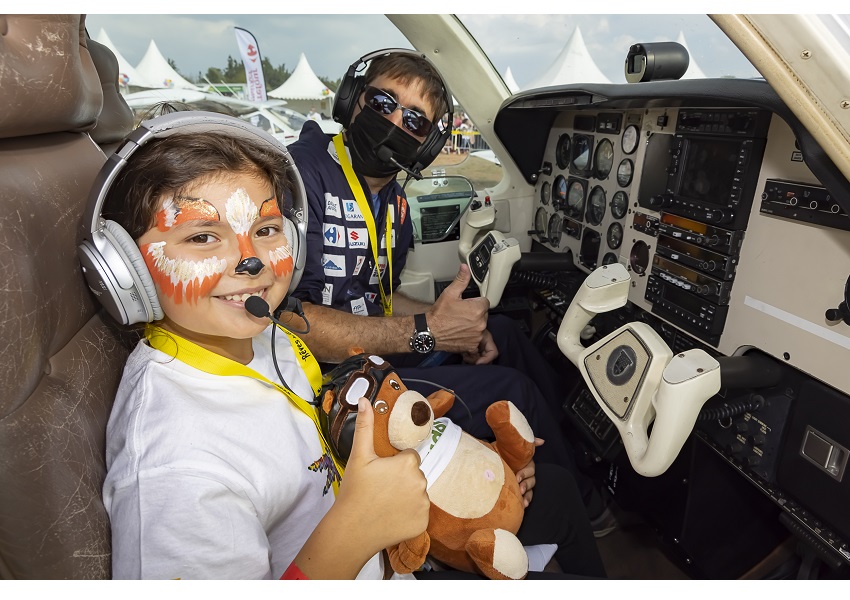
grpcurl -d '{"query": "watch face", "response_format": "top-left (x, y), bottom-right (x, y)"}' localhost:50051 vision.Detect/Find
top-left (411, 331), bottom-right (436, 354)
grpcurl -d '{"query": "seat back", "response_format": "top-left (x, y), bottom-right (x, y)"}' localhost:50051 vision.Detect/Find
top-left (0, 14), bottom-right (134, 579)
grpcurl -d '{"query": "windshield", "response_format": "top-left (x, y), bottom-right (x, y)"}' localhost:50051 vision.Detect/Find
top-left (269, 107), bottom-right (308, 130)
top-left (456, 14), bottom-right (761, 89)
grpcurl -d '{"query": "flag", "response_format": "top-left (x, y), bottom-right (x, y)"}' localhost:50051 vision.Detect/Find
top-left (234, 27), bottom-right (267, 102)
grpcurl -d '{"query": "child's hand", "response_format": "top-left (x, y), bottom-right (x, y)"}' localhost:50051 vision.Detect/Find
top-left (336, 397), bottom-right (430, 552)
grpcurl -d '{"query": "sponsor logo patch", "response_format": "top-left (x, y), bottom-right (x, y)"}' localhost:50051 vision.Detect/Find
top-left (399, 196), bottom-right (408, 225)
top-left (322, 283), bottom-right (333, 305)
top-left (348, 227), bottom-right (368, 249)
top-left (322, 254), bottom-right (346, 278)
top-left (353, 255), bottom-right (366, 276)
top-left (364, 292), bottom-right (377, 304)
top-left (324, 194), bottom-right (342, 218)
top-left (323, 224), bottom-right (346, 247)
top-left (351, 297), bottom-right (368, 316)
top-left (343, 200), bottom-right (364, 221)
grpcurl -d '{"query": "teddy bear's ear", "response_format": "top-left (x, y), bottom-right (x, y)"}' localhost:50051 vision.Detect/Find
top-left (427, 389), bottom-right (456, 418)
top-left (348, 346), bottom-right (365, 356)
top-left (322, 390), bottom-right (336, 414)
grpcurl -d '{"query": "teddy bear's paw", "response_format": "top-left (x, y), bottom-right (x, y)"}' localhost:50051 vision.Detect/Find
top-left (388, 534), bottom-right (430, 574)
top-left (466, 528), bottom-right (528, 580)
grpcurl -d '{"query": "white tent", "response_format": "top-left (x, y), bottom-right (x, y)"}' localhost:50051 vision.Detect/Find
top-left (267, 53), bottom-right (335, 116)
top-left (135, 40), bottom-right (200, 90)
top-left (677, 32), bottom-right (707, 79)
top-left (94, 28), bottom-right (153, 89)
top-left (526, 26), bottom-right (611, 89)
top-left (503, 66), bottom-right (520, 94)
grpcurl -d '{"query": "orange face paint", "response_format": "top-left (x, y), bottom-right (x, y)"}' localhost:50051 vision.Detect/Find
top-left (260, 197), bottom-right (282, 218)
top-left (269, 244), bottom-right (294, 278)
top-left (155, 197), bottom-right (220, 232)
top-left (141, 241), bottom-right (227, 305)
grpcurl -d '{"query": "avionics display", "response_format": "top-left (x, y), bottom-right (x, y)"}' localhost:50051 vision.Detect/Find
top-left (645, 109), bottom-right (771, 231)
top-left (677, 138), bottom-right (740, 206)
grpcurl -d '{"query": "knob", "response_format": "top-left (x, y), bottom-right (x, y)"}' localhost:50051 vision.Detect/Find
top-left (749, 434), bottom-right (766, 447)
top-left (809, 201), bottom-right (818, 210)
top-left (706, 235), bottom-right (720, 246)
top-left (735, 421), bottom-right (749, 434)
top-left (650, 194), bottom-right (673, 209)
top-left (745, 455), bottom-right (761, 467)
top-left (729, 442), bottom-right (744, 454)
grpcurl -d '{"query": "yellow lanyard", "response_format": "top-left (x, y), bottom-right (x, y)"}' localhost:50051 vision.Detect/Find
top-left (144, 324), bottom-right (343, 494)
top-left (332, 133), bottom-right (393, 316)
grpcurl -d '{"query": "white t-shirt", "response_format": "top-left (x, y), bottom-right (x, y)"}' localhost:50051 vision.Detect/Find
top-left (103, 325), bottom-right (389, 580)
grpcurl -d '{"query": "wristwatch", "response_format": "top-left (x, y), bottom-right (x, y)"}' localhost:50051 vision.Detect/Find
top-left (409, 313), bottom-right (436, 354)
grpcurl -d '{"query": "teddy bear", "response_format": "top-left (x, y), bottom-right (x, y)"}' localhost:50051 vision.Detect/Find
top-left (318, 352), bottom-right (537, 580)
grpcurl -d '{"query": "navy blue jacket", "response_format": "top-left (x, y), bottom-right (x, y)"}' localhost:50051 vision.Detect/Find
top-left (288, 120), bottom-right (414, 316)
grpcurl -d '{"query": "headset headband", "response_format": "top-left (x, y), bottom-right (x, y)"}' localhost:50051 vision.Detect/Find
top-left (83, 111), bottom-right (307, 239)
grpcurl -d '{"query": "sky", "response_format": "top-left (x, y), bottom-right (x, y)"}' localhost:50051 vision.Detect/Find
top-left (80, 9), bottom-right (768, 90)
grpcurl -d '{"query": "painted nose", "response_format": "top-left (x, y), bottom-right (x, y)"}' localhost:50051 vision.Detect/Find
top-left (411, 400), bottom-right (431, 427)
top-left (235, 256), bottom-right (265, 275)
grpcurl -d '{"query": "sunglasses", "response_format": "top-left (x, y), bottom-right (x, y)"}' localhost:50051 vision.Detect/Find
top-left (363, 85), bottom-right (434, 137)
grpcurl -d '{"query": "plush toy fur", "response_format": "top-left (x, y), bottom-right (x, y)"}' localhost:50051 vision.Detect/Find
top-left (319, 352), bottom-right (536, 580)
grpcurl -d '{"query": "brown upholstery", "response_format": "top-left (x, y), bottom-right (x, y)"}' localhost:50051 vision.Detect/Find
top-left (0, 14), bottom-right (134, 579)
top-left (87, 37), bottom-right (135, 151)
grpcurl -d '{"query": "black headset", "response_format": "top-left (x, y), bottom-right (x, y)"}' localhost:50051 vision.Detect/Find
top-left (77, 111), bottom-right (308, 326)
top-left (332, 48), bottom-right (454, 174)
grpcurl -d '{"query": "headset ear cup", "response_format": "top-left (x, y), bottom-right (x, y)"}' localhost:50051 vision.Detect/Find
top-left (283, 217), bottom-right (305, 293)
top-left (103, 220), bottom-right (163, 322)
top-left (332, 73), bottom-right (366, 128)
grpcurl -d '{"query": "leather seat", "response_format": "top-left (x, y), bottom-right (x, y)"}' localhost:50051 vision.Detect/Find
top-left (0, 14), bottom-right (134, 579)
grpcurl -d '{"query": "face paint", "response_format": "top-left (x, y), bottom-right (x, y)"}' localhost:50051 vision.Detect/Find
top-left (260, 197), bottom-right (282, 218)
top-left (141, 241), bottom-right (227, 305)
top-left (225, 188), bottom-right (262, 262)
top-left (268, 244), bottom-right (294, 278)
top-left (156, 197), bottom-right (221, 232)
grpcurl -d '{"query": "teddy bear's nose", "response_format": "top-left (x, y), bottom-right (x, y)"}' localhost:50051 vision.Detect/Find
top-left (411, 401), bottom-right (431, 426)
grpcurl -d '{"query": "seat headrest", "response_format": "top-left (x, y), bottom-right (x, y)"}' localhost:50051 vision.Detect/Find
top-left (87, 37), bottom-right (135, 145)
top-left (0, 14), bottom-right (102, 140)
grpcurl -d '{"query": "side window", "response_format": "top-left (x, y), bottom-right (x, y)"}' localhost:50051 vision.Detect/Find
top-left (402, 175), bottom-right (475, 245)
top-left (400, 108), bottom-right (502, 245)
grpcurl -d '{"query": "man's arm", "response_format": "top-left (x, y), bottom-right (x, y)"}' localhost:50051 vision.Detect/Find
top-left (293, 265), bottom-right (491, 363)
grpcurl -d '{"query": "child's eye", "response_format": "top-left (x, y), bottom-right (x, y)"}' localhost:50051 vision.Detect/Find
top-left (188, 233), bottom-right (218, 244)
top-left (256, 225), bottom-right (281, 238)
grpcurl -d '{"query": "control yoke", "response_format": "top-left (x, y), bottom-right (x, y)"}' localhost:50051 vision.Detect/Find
top-left (556, 263), bottom-right (722, 477)
top-left (458, 197), bottom-right (520, 306)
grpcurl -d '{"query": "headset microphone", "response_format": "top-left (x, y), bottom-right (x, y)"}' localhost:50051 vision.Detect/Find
top-left (377, 145), bottom-right (423, 181)
top-left (245, 295), bottom-right (310, 334)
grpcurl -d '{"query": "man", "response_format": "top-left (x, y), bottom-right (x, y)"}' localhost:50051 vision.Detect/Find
top-left (286, 49), bottom-right (611, 530)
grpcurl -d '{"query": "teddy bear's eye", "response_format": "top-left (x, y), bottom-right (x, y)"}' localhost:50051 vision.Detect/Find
top-left (389, 379), bottom-right (401, 390)
top-left (374, 400), bottom-right (389, 414)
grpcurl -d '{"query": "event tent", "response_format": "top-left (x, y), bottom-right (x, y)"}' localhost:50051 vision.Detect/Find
top-left (677, 31), bottom-right (708, 79)
top-left (503, 67), bottom-right (520, 94)
top-left (267, 53), bottom-right (335, 117)
top-left (525, 26), bottom-right (611, 89)
top-left (94, 28), bottom-right (153, 89)
top-left (134, 40), bottom-right (201, 91)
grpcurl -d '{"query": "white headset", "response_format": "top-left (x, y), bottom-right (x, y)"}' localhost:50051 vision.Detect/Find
top-left (77, 111), bottom-right (308, 326)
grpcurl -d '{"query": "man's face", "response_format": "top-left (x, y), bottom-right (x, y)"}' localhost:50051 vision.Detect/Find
top-left (352, 74), bottom-right (436, 143)
top-left (137, 171), bottom-right (294, 342)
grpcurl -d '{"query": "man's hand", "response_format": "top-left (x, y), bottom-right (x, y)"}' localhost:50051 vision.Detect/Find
top-left (427, 264), bottom-right (490, 354)
top-left (462, 329), bottom-right (499, 365)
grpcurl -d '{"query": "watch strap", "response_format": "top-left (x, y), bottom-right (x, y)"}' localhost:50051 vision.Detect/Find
top-left (414, 313), bottom-right (428, 333)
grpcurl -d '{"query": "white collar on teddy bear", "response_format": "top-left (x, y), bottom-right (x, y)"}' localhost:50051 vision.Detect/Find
top-left (414, 417), bottom-right (462, 490)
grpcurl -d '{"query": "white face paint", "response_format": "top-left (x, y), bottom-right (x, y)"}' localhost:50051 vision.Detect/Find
top-left (143, 241), bottom-right (228, 304)
top-left (160, 196), bottom-right (179, 229)
top-left (225, 188), bottom-right (260, 236)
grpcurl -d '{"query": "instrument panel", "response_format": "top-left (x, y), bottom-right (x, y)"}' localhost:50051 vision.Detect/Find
top-left (495, 78), bottom-right (850, 575)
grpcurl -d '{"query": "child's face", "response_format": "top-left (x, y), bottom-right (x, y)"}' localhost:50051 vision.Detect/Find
top-left (137, 170), bottom-right (294, 342)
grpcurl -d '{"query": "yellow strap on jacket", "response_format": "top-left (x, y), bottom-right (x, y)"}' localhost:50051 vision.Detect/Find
top-left (332, 133), bottom-right (393, 316)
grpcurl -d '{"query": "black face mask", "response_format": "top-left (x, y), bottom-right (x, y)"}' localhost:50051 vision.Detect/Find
top-left (346, 105), bottom-right (423, 178)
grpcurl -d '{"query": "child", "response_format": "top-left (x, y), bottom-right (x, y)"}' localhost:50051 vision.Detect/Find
top-left (98, 115), bottom-right (428, 579)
